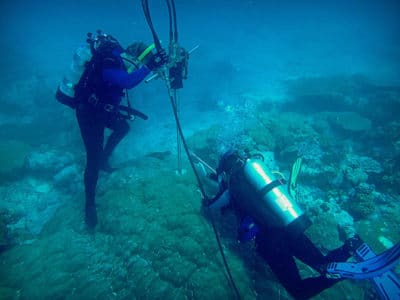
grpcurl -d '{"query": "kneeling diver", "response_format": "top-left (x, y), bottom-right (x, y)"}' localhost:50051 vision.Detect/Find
top-left (201, 150), bottom-right (400, 300)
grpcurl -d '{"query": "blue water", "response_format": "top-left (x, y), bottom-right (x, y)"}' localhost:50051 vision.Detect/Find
top-left (1, 1), bottom-right (400, 299)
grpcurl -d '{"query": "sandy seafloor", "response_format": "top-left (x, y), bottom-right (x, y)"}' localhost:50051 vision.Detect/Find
top-left (1, 1), bottom-right (400, 299)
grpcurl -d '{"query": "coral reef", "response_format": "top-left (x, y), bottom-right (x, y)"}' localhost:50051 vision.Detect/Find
top-left (345, 183), bottom-right (376, 220)
top-left (297, 186), bottom-right (356, 239)
top-left (341, 154), bottom-right (383, 186)
top-left (254, 112), bottom-right (319, 164)
top-left (1, 70), bottom-right (399, 300)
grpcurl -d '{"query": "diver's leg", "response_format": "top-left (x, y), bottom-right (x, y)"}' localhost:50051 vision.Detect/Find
top-left (325, 235), bottom-right (364, 262)
top-left (102, 116), bottom-right (130, 172)
top-left (325, 245), bottom-right (352, 262)
top-left (290, 233), bottom-right (328, 269)
top-left (76, 105), bottom-right (104, 228)
top-left (256, 229), bottom-right (307, 299)
top-left (291, 233), bottom-right (354, 268)
top-left (256, 230), bottom-right (340, 299)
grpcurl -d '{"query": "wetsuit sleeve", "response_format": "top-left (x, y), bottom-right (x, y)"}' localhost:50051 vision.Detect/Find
top-left (208, 189), bottom-right (231, 209)
top-left (102, 66), bottom-right (151, 89)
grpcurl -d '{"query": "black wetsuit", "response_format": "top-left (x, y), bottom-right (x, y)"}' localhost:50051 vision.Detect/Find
top-left (207, 152), bottom-right (352, 299)
top-left (75, 46), bottom-right (151, 228)
top-left (76, 104), bottom-right (129, 227)
top-left (255, 226), bottom-right (351, 299)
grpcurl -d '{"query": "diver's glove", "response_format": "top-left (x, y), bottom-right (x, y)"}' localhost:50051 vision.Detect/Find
top-left (146, 49), bottom-right (168, 71)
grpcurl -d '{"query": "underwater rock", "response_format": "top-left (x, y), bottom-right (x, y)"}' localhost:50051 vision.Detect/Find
top-left (307, 213), bottom-right (343, 250)
top-left (0, 140), bottom-right (32, 182)
top-left (283, 75), bottom-right (374, 113)
top-left (334, 210), bottom-right (356, 238)
top-left (2, 178), bottom-right (66, 243)
top-left (328, 111), bottom-right (371, 132)
top-left (25, 149), bottom-right (75, 177)
top-left (53, 164), bottom-right (81, 192)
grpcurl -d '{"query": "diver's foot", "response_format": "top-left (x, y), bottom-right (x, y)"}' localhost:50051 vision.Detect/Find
top-left (85, 203), bottom-right (98, 229)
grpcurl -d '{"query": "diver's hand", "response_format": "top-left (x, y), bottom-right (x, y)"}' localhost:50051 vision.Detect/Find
top-left (146, 49), bottom-right (168, 71)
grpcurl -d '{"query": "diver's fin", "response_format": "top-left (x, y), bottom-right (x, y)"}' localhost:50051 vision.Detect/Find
top-left (326, 242), bottom-right (400, 280)
top-left (326, 242), bottom-right (400, 300)
top-left (288, 156), bottom-right (302, 197)
top-left (357, 243), bottom-right (400, 300)
top-left (371, 269), bottom-right (400, 300)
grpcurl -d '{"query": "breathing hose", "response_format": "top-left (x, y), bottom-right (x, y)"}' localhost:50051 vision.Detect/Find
top-left (141, 1), bottom-right (241, 299)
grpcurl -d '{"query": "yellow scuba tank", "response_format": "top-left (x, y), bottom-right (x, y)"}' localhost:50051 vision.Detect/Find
top-left (56, 45), bottom-right (92, 108)
top-left (230, 158), bottom-right (310, 236)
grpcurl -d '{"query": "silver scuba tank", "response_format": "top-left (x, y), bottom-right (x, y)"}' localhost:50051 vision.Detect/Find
top-left (58, 45), bottom-right (92, 98)
top-left (230, 158), bottom-right (309, 233)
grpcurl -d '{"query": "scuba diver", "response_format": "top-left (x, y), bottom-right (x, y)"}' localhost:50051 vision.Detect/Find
top-left (202, 149), bottom-right (372, 299)
top-left (56, 31), bottom-right (168, 229)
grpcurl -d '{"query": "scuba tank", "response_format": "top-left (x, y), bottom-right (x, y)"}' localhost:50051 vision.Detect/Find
top-left (56, 44), bottom-right (92, 108)
top-left (230, 158), bottom-right (311, 237)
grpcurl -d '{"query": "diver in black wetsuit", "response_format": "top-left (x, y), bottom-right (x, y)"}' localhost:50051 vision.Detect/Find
top-left (203, 150), bottom-right (362, 300)
top-left (73, 33), bottom-right (167, 228)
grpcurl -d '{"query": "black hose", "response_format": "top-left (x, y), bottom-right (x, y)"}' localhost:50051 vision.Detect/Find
top-left (168, 93), bottom-right (241, 300)
top-left (141, 0), bottom-right (162, 51)
top-left (165, 0), bottom-right (174, 42)
top-left (142, 0), bottom-right (178, 49)
top-left (141, 1), bottom-right (241, 299)
top-left (169, 0), bottom-right (178, 42)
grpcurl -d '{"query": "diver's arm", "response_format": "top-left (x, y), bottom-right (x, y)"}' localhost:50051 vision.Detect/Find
top-left (207, 189), bottom-right (231, 209)
top-left (102, 66), bottom-right (151, 89)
